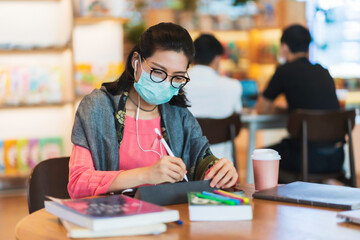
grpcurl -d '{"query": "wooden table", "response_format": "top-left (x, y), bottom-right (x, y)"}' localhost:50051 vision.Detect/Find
top-left (241, 112), bottom-right (288, 183)
top-left (15, 184), bottom-right (360, 240)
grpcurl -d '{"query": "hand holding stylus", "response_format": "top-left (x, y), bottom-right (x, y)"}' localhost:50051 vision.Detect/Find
top-left (154, 128), bottom-right (189, 182)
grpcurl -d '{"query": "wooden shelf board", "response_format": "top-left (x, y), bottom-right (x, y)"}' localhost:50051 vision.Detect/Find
top-left (0, 101), bottom-right (74, 109)
top-left (0, 173), bottom-right (29, 180)
top-left (0, 46), bottom-right (71, 54)
top-left (75, 17), bottom-right (128, 25)
top-left (0, 0), bottom-right (60, 1)
top-left (189, 27), bottom-right (280, 33)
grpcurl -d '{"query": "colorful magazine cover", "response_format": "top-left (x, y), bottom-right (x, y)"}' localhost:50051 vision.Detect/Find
top-left (0, 141), bottom-right (4, 173)
top-left (17, 139), bottom-right (30, 172)
top-left (39, 138), bottom-right (64, 161)
top-left (28, 139), bottom-right (40, 169)
top-left (0, 67), bottom-right (10, 105)
top-left (75, 64), bottom-right (94, 96)
top-left (4, 140), bottom-right (18, 174)
top-left (75, 63), bottom-right (123, 96)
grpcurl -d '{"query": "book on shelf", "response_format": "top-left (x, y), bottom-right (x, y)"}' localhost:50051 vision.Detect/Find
top-left (17, 139), bottom-right (29, 173)
top-left (253, 181), bottom-right (360, 210)
top-left (60, 219), bottom-right (166, 238)
top-left (28, 139), bottom-right (39, 169)
top-left (4, 139), bottom-right (17, 174)
top-left (187, 192), bottom-right (253, 221)
top-left (0, 65), bottom-right (65, 106)
top-left (0, 140), bottom-right (4, 173)
top-left (45, 195), bottom-right (180, 232)
top-left (39, 137), bottom-right (63, 161)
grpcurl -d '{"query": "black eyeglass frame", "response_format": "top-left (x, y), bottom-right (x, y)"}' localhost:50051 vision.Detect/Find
top-left (141, 57), bottom-right (190, 89)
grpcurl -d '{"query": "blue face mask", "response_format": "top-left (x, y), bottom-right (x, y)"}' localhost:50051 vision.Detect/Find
top-left (134, 62), bottom-right (179, 105)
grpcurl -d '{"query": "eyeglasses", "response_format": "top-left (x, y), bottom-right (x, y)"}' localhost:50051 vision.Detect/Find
top-left (142, 57), bottom-right (190, 89)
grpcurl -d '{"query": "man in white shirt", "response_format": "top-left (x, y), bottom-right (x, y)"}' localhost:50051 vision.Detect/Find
top-left (186, 34), bottom-right (242, 163)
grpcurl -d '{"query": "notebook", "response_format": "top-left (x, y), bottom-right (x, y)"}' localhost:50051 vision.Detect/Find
top-left (337, 209), bottom-right (360, 225)
top-left (45, 195), bottom-right (179, 231)
top-left (253, 181), bottom-right (360, 210)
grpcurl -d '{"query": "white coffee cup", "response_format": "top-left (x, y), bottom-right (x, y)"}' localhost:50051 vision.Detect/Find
top-left (252, 149), bottom-right (281, 191)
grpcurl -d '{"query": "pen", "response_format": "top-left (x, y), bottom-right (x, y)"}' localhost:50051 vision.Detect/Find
top-left (202, 191), bottom-right (240, 205)
top-left (154, 128), bottom-right (189, 182)
top-left (195, 193), bottom-right (237, 205)
top-left (214, 189), bottom-right (250, 204)
top-left (175, 220), bottom-right (183, 225)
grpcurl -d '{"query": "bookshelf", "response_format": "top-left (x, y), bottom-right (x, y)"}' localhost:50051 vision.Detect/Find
top-left (0, 0), bottom-right (74, 189)
top-left (0, 0), bottom-right (127, 190)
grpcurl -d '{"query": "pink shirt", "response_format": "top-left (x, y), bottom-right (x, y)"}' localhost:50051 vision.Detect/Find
top-left (68, 115), bottom-right (167, 199)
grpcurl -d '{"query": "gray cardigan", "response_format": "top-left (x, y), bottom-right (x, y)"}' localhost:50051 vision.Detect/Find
top-left (71, 87), bottom-right (216, 180)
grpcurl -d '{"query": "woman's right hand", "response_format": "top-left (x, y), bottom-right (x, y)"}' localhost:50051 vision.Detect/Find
top-left (144, 156), bottom-right (187, 185)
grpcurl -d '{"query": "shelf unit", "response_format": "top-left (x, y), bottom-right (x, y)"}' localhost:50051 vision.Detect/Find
top-left (0, 0), bottom-right (75, 190)
top-left (0, 0), bottom-right (127, 190)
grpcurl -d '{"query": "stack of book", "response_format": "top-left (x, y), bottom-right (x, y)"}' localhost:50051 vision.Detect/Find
top-left (45, 194), bottom-right (180, 238)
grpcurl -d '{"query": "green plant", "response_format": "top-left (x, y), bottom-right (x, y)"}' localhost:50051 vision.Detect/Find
top-left (183, 0), bottom-right (197, 11)
top-left (124, 22), bottom-right (146, 44)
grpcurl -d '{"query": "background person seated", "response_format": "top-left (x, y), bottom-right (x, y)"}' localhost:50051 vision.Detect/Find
top-left (256, 24), bottom-right (343, 182)
top-left (186, 34), bottom-right (242, 164)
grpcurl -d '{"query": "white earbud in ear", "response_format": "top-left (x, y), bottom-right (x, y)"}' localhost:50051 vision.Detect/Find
top-left (134, 60), bottom-right (138, 75)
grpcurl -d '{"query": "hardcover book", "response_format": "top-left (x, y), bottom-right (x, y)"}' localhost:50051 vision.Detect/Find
top-left (0, 141), bottom-right (4, 173)
top-left (60, 219), bottom-right (166, 238)
top-left (337, 209), bottom-right (360, 225)
top-left (39, 138), bottom-right (63, 161)
top-left (187, 192), bottom-right (253, 221)
top-left (253, 181), bottom-right (360, 210)
top-left (4, 140), bottom-right (17, 174)
top-left (45, 195), bottom-right (179, 231)
top-left (17, 139), bottom-right (29, 172)
top-left (28, 139), bottom-right (39, 169)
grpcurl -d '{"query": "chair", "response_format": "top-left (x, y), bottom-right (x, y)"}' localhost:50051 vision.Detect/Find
top-left (196, 113), bottom-right (242, 170)
top-left (282, 109), bottom-right (356, 187)
top-left (27, 157), bottom-right (70, 214)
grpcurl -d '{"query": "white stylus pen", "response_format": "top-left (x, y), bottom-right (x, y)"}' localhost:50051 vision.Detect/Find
top-left (154, 128), bottom-right (189, 182)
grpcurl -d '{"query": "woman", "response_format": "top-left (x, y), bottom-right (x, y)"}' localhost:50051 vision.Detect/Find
top-left (68, 22), bottom-right (238, 199)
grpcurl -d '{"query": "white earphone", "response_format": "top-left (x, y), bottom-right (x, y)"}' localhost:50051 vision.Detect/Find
top-left (134, 60), bottom-right (138, 75)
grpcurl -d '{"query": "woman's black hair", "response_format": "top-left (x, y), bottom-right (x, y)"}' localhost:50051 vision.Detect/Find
top-left (104, 22), bottom-right (194, 107)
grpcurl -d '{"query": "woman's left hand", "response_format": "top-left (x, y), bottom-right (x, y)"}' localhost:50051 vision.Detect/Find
top-left (204, 158), bottom-right (238, 189)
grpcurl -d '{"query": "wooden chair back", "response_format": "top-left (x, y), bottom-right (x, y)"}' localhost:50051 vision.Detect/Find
top-left (196, 113), bottom-right (242, 169)
top-left (27, 157), bottom-right (70, 214)
top-left (286, 109), bottom-right (356, 186)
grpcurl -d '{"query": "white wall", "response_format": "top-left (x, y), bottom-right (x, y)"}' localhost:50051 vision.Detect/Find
top-left (0, 0), bottom-right (72, 48)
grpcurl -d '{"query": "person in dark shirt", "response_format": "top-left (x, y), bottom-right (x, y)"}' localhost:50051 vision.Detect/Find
top-left (256, 24), bottom-right (342, 181)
